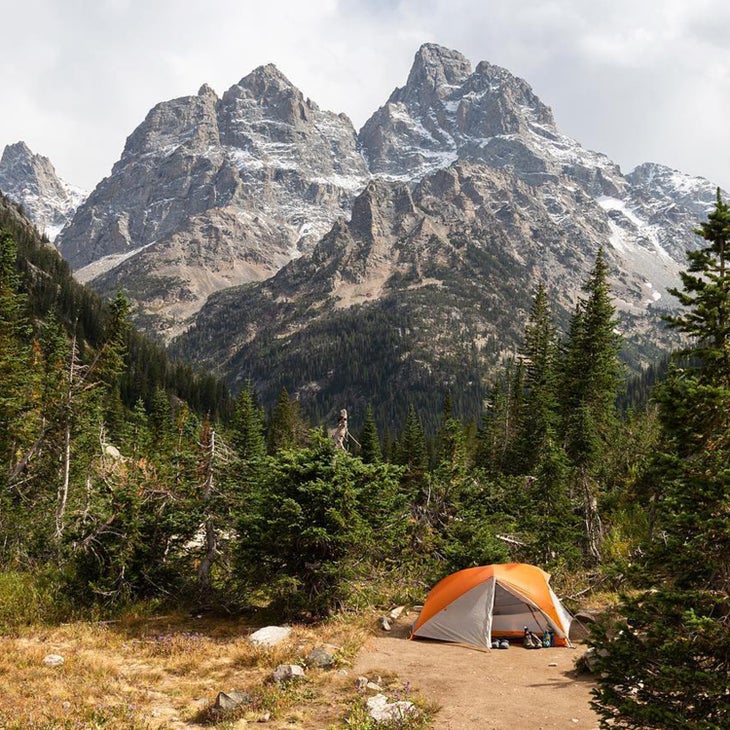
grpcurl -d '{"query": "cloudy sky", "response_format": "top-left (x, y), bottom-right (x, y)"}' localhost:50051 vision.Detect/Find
top-left (2, 0), bottom-right (729, 191)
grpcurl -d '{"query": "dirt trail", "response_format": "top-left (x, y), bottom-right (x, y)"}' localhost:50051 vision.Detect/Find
top-left (353, 617), bottom-right (600, 730)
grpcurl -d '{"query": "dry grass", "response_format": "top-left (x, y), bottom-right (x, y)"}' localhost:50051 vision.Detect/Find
top-left (0, 610), bottom-right (390, 730)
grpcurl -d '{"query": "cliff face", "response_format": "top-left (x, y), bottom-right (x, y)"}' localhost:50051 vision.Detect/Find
top-left (57, 67), bottom-right (369, 338)
top-left (0, 141), bottom-right (86, 241)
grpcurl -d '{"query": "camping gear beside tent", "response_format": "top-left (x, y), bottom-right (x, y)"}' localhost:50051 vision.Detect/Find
top-left (410, 563), bottom-right (573, 648)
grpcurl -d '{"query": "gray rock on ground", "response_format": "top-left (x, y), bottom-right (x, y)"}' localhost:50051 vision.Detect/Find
top-left (366, 693), bottom-right (418, 723)
top-left (272, 664), bottom-right (305, 683)
top-left (214, 689), bottom-right (253, 711)
top-left (248, 625), bottom-right (291, 647)
top-left (306, 646), bottom-right (335, 668)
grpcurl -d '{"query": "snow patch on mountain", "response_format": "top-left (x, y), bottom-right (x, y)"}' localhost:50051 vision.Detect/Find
top-left (0, 142), bottom-right (86, 241)
top-left (75, 242), bottom-right (157, 283)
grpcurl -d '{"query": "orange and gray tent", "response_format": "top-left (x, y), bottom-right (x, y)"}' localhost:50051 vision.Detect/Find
top-left (411, 563), bottom-right (573, 647)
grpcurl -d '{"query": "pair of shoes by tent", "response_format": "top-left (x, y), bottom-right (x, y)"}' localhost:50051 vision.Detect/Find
top-left (491, 639), bottom-right (510, 649)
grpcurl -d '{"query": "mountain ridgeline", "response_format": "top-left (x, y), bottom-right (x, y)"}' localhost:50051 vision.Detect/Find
top-left (2, 43), bottom-right (725, 429)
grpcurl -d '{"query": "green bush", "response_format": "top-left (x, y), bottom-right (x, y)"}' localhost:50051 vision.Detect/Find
top-left (0, 570), bottom-right (70, 631)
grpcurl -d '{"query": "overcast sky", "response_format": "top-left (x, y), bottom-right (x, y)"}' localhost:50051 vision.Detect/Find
top-left (2, 0), bottom-right (729, 191)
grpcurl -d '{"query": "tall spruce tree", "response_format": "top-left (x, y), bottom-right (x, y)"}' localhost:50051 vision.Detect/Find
top-left (518, 283), bottom-right (562, 472)
top-left (513, 285), bottom-right (578, 565)
top-left (591, 192), bottom-right (730, 729)
top-left (560, 248), bottom-right (623, 561)
top-left (475, 360), bottom-right (525, 475)
top-left (358, 404), bottom-right (382, 464)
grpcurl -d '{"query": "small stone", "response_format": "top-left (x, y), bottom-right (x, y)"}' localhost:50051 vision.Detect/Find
top-left (366, 681), bottom-right (383, 692)
top-left (43, 654), bottom-right (64, 667)
top-left (257, 711), bottom-right (271, 722)
top-left (355, 676), bottom-right (369, 691)
top-left (306, 646), bottom-right (335, 668)
top-left (548, 662), bottom-right (558, 667)
top-left (379, 617), bottom-right (392, 631)
top-left (215, 690), bottom-right (253, 710)
top-left (366, 693), bottom-right (417, 723)
top-left (388, 606), bottom-right (405, 621)
top-left (272, 664), bottom-right (305, 683)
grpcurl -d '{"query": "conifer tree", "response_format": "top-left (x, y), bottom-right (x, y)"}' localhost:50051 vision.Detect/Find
top-left (231, 382), bottom-right (266, 463)
top-left (395, 405), bottom-right (428, 471)
top-left (0, 229), bottom-right (33, 487)
top-left (518, 284), bottom-right (561, 471)
top-left (559, 248), bottom-right (623, 561)
top-left (591, 192), bottom-right (730, 729)
top-left (267, 387), bottom-right (306, 453)
top-left (475, 361), bottom-right (525, 475)
top-left (358, 404), bottom-right (382, 464)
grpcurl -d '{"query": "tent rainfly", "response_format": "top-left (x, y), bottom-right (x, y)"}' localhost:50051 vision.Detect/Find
top-left (411, 563), bottom-right (574, 648)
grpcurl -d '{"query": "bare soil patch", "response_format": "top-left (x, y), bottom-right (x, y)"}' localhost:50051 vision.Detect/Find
top-left (354, 614), bottom-right (600, 730)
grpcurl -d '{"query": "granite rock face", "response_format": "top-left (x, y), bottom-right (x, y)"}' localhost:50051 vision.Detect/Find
top-left (57, 66), bottom-right (369, 337)
top-left (0, 142), bottom-right (86, 241)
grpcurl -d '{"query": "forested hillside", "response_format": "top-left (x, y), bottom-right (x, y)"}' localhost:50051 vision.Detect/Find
top-left (0, 192), bottom-right (664, 611)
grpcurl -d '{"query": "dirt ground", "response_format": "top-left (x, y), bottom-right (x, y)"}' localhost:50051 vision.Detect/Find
top-left (353, 615), bottom-right (600, 730)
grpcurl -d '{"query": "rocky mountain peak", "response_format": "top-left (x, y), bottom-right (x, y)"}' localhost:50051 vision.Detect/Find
top-left (469, 60), bottom-right (556, 130)
top-left (396, 43), bottom-right (472, 103)
top-left (237, 63), bottom-right (301, 100)
top-left (197, 83), bottom-right (218, 99)
top-left (58, 63), bottom-right (369, 339)
top-left (359, 45), bottom-right (619, 193)
top-left (0, 141), bottom-right (85, 240)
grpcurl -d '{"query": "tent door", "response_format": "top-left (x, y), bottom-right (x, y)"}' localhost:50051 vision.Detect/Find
top-left (490, 582), bottom-right (554, 637)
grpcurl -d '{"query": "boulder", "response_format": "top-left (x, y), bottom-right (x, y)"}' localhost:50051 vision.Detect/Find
top-left (248, 625), bottom-right (291, 647)
top-left (306, 646), bottom-right (335, 669)
top-left (570, 610), bottom-right (598, 641)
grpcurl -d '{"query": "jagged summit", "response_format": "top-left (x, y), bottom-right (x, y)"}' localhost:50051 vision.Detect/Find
top-left (396, 43), bottom-right (473, 103)
top-left (57, 62), bottom-right (369, 338)
top-left (39, 39), bottom-right (724, 388)
top-left (0, 141), bottom-right (85, 240)
top-left (359, 44), bottom-right (562, 182)
top-left (237, 63), bottom-right (299, 95)
top-left (197, 83), bottom-right (218, 98)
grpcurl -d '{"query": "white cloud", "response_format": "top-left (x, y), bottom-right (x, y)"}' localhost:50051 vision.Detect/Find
top-left (1, 0), bottom-right (728, 192)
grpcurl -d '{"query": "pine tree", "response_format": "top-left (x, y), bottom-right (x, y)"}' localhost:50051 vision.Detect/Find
top-left (665, 188), bottom-right (730, 384)
top-left (394, 405), bottom-right (428, 471)
top-left (93, 290), bottom-right (131, 438)
top-left (591, 193), bottom-right (730, 729)
top-left (267, 387), bottom-right (307, 453)
top-left (358, 404), bottom-right (382, 464)
top-left (475, 360), bottom-right (525, 475)
top-left (0, 229), bottom-right (33, 487)
top-left (231, 382), bottom-right (266, 463)
top-left (518, 284), bottom-right (561, 472)
top-left (559, 248), bottom-right (623, 561)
